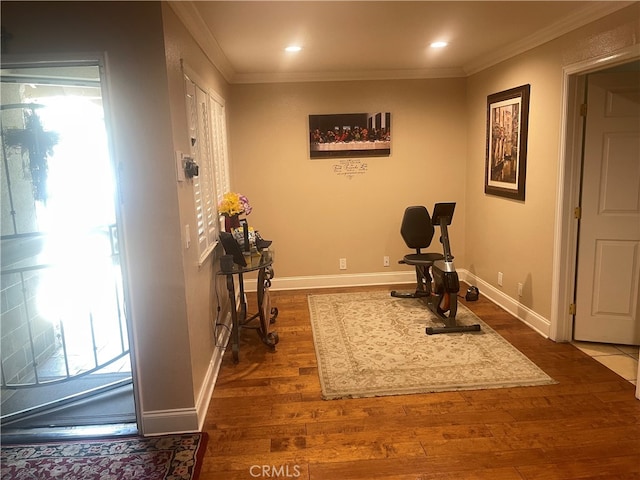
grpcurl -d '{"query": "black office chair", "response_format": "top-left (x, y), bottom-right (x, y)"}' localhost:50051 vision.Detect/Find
top-left (390, 206), bottom-right (444, 300)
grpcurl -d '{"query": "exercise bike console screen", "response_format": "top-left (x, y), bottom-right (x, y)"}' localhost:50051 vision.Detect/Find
top-left (431, 202), bottom-right (455, 226)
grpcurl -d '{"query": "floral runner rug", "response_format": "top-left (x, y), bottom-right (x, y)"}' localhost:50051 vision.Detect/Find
top-left (308, 291), bottom-right (556, 400)
top-left (1, 432), bottom-right (207, 480)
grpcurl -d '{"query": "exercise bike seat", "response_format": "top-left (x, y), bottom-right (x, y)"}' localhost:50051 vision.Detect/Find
top-left (401, 252), bottom-right (444, 266)
top-left (391, 206), bottom-right (444, 300)
top-left (398, 205), bottom-right (443, 264)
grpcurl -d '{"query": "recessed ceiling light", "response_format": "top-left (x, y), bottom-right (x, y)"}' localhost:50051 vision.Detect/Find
top-left (430, 41), bottom-right (448, 49)
top-left (285, 45), bottom-right (302, 52)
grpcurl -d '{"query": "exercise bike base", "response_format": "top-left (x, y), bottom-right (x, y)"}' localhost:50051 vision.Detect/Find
top-left (390, 290), bottom-right (429, 299)
top-left (426, 324), bottom-right (481, 335)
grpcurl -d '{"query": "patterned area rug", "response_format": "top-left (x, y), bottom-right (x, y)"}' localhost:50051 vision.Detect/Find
top-left (0, 433), bottom-right (207, 480)
top-left (308, 291), bottom-right (556, 399)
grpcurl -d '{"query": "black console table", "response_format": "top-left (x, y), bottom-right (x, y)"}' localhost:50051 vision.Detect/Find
top-left (217, 249), bottom-right (278, 363)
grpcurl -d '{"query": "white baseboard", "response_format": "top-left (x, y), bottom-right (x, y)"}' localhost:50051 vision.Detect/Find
top-left (140, 311), bottom-right (232, 436)
top-left (258, 269), bottom-right (551, 338)
top-left (462, 272), bottom-right (551, 338)
top-left (140, 408), bottom-right (199, 436)
top-left (254, 270), bottom-right (416, 291)
top-left (195, 310), bottom-right (232, 431)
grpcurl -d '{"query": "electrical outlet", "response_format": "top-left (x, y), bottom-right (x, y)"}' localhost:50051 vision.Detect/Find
top-left (339, 258), bottom-right (347, 270)
top-left (498, 272), bottom-right (503, 287)
top-left (518, 282), bottom-right (523, 296)
top-left (383, 256), bottom-right (390, 267)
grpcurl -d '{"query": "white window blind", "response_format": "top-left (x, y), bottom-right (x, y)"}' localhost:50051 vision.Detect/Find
top-left (184, 72), bottom-right (230, 263)
top-left (211, 99), bottom-right (230, 205)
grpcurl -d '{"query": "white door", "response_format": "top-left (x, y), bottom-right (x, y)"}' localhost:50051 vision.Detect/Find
top-left (574, 70), bottom-right (640, 345)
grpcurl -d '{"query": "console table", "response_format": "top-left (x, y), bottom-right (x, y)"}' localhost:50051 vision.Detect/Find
top-left (217, 249), bottom-right (279, 363)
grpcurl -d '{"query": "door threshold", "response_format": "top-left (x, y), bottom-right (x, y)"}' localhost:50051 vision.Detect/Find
top-left (1, 422), bottom-right (138, 444)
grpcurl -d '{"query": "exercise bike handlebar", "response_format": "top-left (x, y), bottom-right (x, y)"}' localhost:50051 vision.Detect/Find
top-left (439, 220), bottom-right (454, 262)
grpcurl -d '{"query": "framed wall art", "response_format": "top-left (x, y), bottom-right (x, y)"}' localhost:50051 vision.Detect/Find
top-left (309, 112), bottom-right (391, 159)
top-left (485, 84), bottom-right (530, 201)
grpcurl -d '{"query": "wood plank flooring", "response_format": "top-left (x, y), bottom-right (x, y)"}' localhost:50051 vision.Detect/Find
top-left (199, 285), bottom-right (640, 480)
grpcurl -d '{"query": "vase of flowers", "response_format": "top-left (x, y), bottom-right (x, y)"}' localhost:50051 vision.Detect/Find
top-left (219, 192), bottom-right (252, 232)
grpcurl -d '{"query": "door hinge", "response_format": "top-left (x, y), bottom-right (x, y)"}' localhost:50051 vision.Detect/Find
top-left (574, 206), bottom-right (581, 219)
top-left (569, 303), bottom-right (576, 315)
top-left (580, 103), bottom-right (588, 117)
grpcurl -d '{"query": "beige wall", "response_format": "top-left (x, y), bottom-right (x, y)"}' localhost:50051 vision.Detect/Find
top-left (464, 3), bottom-right (640, 320)
top-left (3, 0), bottom-right (638, 434)
top-left (161, 3), bottom-right (231, 412)
top-left (228, 78), bottom-right (468, 279)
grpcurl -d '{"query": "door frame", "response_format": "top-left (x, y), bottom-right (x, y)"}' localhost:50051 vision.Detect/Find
top-left (0, 52), bottom-right (141, 429)
top-left (550, 43), bottom-right (640, 396)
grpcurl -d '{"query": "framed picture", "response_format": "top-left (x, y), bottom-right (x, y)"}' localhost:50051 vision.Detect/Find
top-left (309, 112), bottom-right (391, 159)
top-left (485, 84), bottom-right (530, 201)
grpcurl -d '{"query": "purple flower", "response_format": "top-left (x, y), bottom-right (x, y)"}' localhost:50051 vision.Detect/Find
top-left (239, 195), bottom-right (252, 215)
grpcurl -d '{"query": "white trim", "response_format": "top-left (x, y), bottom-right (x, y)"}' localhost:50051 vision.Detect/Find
top-left (233, 67), bottom-right (467, 84)
top-left (195, 311), bottom-right (232, 431)
top-left (141, 312), bottom-right (232, 435)
top-left (463, 272), bottom-right (551, 338)
top-left (550, 68), bottom-right (585, 342)
top-left (142, 305), bottom-right (228, 436)
top-left (464, 2), bottom-right (634, 75)
top-left (255, 271), bottom-right (416, 292)
top-left (552, 44), bottom-right (640, 342)
top-left (140, 408), bottom-right (199, 436)
top-left (168, 1), bottom-right (631, 84)
top-left (168, 1), bottom-right (235, 83)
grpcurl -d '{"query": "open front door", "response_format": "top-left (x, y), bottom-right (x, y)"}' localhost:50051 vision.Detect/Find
top-left (574, 70), bottom-right (640, 345)
top-left (0, 61), bottom-right (136, 430)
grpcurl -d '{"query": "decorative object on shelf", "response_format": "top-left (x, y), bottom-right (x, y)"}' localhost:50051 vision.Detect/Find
top-left (219, 192), bottom-right (252, 232)
top-left (232, 221), bottom-right (253, 248)
top-left (225, 214), bottom-right (241, 232)
top-left (485, 84), bottom-right (530, 201)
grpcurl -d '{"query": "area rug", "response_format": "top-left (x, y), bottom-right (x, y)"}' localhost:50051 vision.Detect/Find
top-left (0, 432), bottom-right (207, 480)
top-left (308, 291), bottom-right (556, 399)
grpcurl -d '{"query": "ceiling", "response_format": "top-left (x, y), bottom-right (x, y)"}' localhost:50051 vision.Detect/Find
top-left (169, 1), bottom-right (634, 84)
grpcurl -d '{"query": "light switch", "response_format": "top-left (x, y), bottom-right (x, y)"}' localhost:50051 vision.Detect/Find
top-left (185, 224), bottom-right (191, 248)
top-left (176, 151), bottom-right (186, 182)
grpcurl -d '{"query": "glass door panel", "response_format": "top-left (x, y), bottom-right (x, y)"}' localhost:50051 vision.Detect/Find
top-left (0, 63), bottom-right (135, 430)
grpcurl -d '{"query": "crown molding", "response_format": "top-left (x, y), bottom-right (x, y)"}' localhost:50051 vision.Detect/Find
top-left (170, 1), bottom-right (635, 84)
top-left (463, 1), bottom-right (636, 75)
top-left (233, 67), bottom-right (467, 84)
top-left (167, 1), bottom-right (236, 84)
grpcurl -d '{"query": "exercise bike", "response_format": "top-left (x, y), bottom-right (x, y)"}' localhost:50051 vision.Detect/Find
top-left (391, 202), bottom-right (481, 335)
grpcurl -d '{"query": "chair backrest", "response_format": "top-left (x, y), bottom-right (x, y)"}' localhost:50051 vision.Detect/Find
top-left (400, 206), bottom-right (435, 250)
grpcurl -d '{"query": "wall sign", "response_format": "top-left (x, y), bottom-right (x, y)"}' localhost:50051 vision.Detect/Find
top-left (333, 159), bottom-right (368, 179)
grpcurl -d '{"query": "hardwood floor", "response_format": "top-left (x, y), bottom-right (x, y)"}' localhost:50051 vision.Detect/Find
top-left (200, 284), bottom-right (640, 480)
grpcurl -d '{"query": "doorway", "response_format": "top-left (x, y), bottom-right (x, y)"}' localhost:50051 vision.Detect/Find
top-left (574, 66), bottom-right (640, 345)
top-left (0, 61), bottom-right (137, 433)
top-left (552, 46), bottom-right (640, 396)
